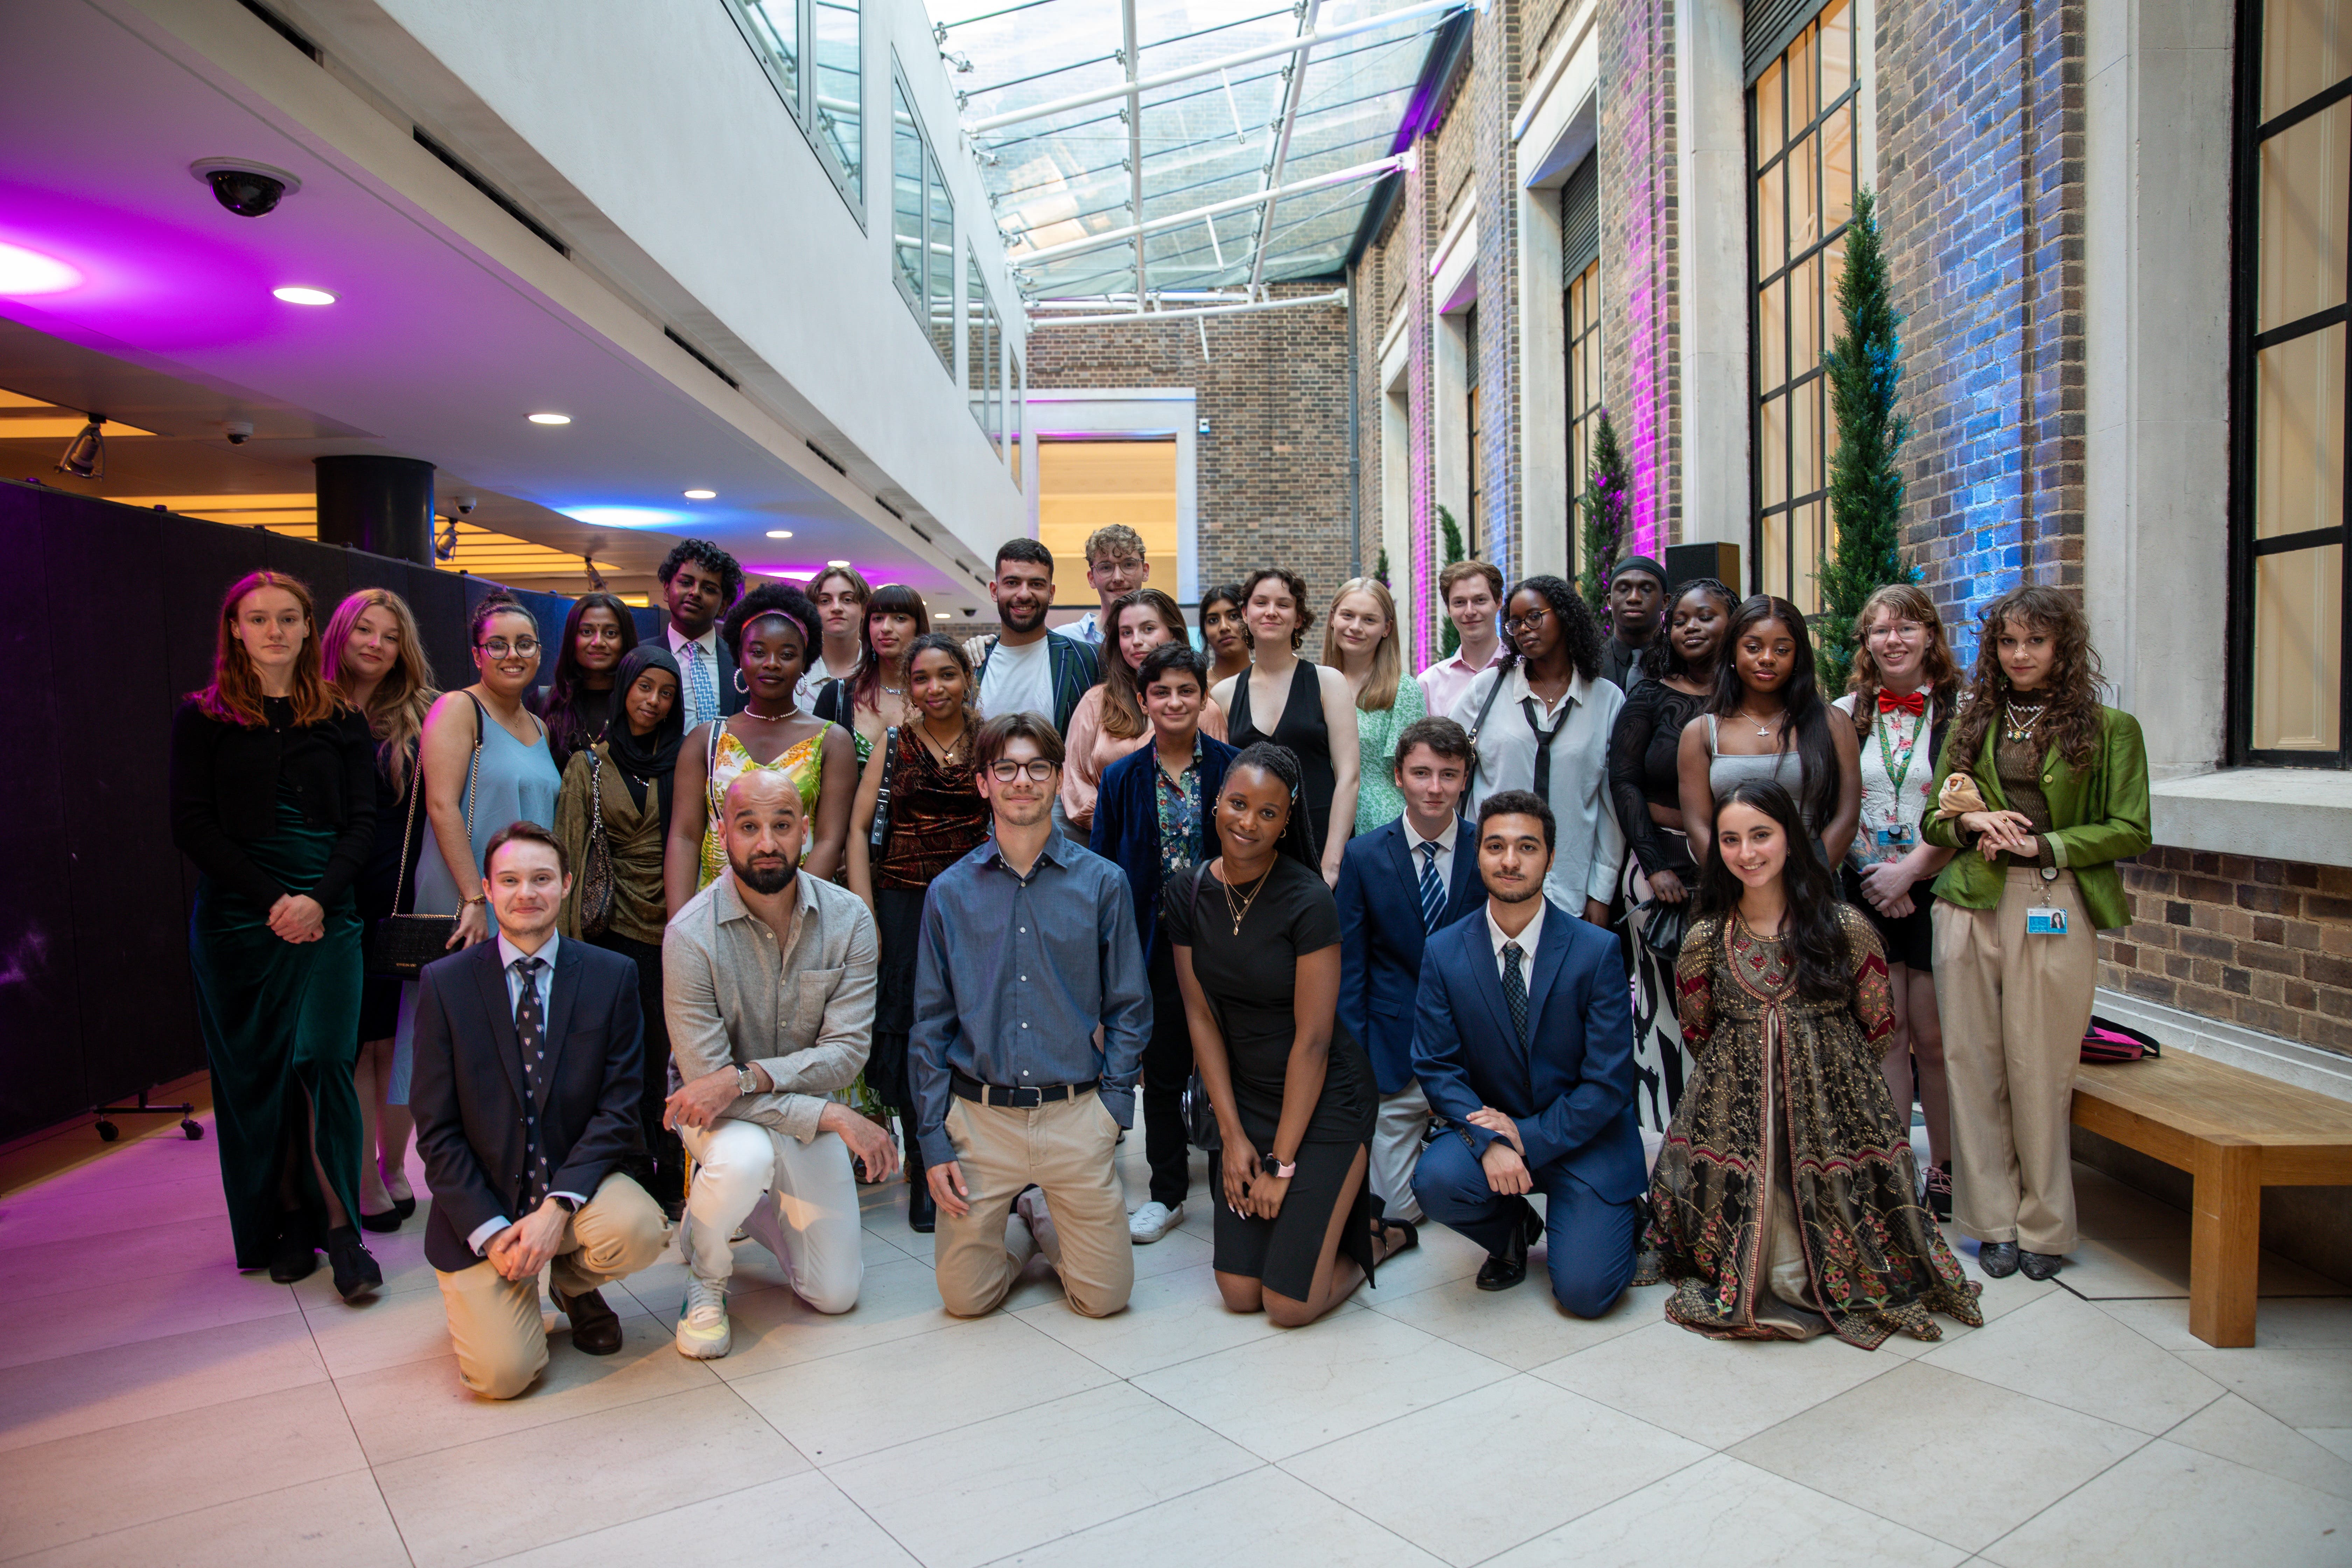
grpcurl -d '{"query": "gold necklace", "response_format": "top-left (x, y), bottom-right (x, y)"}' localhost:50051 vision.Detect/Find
top-left (1219, 861), bottom-right (1275, 936)
top-left (2003, 702), bottom-right (2047, 743)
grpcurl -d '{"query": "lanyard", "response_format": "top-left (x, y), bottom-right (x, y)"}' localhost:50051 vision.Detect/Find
top-left (1874, 703), bottom-right (1925, 800)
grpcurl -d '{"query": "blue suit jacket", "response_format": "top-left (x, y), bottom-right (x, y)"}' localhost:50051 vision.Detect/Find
top-left (1409, 899), bottom-right (1646, 1204)
top-left (1090, 733), bottom-right (1238, 966)
top-left (1336, 818), bottom-right (1485, 1095)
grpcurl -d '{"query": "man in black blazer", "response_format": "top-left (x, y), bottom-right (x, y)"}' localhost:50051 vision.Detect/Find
top-left (411, 822), bottom-right (667, 1399)
top-left (1410, 791), bottom-right (1646, 1313)
top-left (1336, 717), bottom-right (1487, 1224)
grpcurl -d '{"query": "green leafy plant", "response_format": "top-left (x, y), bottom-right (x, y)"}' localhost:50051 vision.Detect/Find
top-left (1575, 410), bottom-right (1629, 614)
top-left (1436, 505), bottom-right (1467, 658)
top-left (1374, 545), bottom-right (1391, 590)
top-left (1815, 187), bottom-right (1917, 690)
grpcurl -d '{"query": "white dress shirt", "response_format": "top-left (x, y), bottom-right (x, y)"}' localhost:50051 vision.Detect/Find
top-left (1051, 610), bottom-right (1105, 648)
top-left (1406, 814), bottom-right (1460, 897)
top-left (1485, 897), bottom-right (1548, 983)
top-left (668, 624), bottom-right (727, 732)
top-left (1417, 641), bottom-right (1507, 720)
top-left (796, 650), bottom-right (860, 709)
top-left (469, 932), bottom-right (587, 1255)
top-left (1450, 662), bottom-right (1627, 909)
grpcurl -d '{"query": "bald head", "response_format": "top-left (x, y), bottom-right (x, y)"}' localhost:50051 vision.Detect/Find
top-left (721, 769), bottom-right (805, 896)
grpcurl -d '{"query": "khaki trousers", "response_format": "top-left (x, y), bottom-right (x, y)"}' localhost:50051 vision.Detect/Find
top-left (1932, 866), bottom-right (2099, 1255)
top-left (935, 1091), bottom-right (1132, 1319)
top-left (434, 1172), bottom-right (667, 1399)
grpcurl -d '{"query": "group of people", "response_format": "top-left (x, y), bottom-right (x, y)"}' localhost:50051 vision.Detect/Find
top-left (166, 521), bottom-right (2149, 1398)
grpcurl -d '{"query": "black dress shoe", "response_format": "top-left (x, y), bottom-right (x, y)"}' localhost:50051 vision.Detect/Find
top-left (268, 1219), bottom-right (318, 1284)
top-left (357, 1207), bottom-right (402, 1234)
top-left (326, 1226), bottom-right (382, 1302)
top-left (2017, 1250), bottom-right (2065, 1281)
top-left (1978, 1240), bottom-right (2020, 1278)
top-left (553, 1287), bottom-right (624, 1354)
top-left (390, 1194), bottom-right (417, 1222)
top-left (1476, 1198), bottom-right (1535, 1292)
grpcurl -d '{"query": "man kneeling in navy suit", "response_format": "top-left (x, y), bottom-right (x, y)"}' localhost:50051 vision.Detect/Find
top-left (1410, 790), bottom-right (1646, 1312)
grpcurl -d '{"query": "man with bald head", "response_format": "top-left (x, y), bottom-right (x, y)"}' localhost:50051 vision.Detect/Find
top-left (662, 770), bottom-right (889, 1358)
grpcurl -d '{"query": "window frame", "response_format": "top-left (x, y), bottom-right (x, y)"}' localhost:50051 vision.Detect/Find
top-left (2228, 0), bottom-right (2352, 768)
top-left (722, 0), bottom-right (864, 224)
top-left (1566, 255), bottom-right (1602, 580)
top-left (968, 242), bottom-right (1002, 449)
top-left (889, 63), bottom-right (956, 373)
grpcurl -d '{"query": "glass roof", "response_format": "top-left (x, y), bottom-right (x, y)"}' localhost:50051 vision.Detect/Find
top-left (924, 0), bottom-right (1457, 305)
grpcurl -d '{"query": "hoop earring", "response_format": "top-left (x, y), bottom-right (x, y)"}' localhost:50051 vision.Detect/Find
top-left (734, 669), bottom-right (749, 694)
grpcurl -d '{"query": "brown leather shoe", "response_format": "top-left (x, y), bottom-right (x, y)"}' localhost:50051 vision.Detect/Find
top-left (553, 1287), bottom-right (624, 1354)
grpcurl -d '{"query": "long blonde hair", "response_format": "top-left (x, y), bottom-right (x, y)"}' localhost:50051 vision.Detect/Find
top-left (323, 588), bottom-right (440, 791)
top-left (1100, 588), bottom-right (1190, 741)
top-left (1322, 577), bottom-right (1404, 712)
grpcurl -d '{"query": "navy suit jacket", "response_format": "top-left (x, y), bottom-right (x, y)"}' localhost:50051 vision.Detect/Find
top-left (1409, 899), bottom-right (1646, 1203)
top-left (1336, 817), bottom-right (1485, 1094)
top-left (1091, 733), bottom-right (1238, 966)
top-left (409, 937), bottom-right (648, 1274)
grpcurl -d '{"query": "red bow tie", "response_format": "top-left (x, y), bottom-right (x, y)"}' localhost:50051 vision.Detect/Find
top-left (1878, 690), bottom-right (1926, 716)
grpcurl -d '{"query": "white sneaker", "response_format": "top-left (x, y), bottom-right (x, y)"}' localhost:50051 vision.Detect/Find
top-left (675, 1275), bottom-right (732, 1359)
top-left (1128, 1201), bottom-right (1182, 1244)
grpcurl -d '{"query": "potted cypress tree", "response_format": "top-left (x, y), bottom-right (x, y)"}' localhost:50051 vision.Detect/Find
top-left (1816, 188), bottom-right (1917, 689)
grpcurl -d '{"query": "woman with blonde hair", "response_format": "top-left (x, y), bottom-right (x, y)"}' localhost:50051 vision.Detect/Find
top-left (322, 588), bottom-right (440, 1230)
top-left (172, 571), bottom-right (382, 1298)
top-left (1833, 582), bottom-right (1961, 1218)
top-left (1323, 577), bottom-right (1425, 833)
top-left (1925, 585), bottom-right (2149, 1282)
top-left (1059, 586), bottom-right (1227, 833)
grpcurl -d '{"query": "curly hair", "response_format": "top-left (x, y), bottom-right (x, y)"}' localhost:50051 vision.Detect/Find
top-left (1694, 779), bottom-right (1857, 1002)
top-left (1643, 577), bottom-right (1739, 682)
top-left (467, 587), bottom-right (539, 650)
top-left (1239, 566), bottom-right (1315, 651)
top-left (721, 582), bottom-right (820, 668)
top-left (1219, 742), bottom-right (1320, 869)
top-left (1947, 584), bottom-right (2107, 769)
top-left (1706, 596), bottom-right (1840, 832)
top-left (1844, 583), bottom-right (1961, 739)
top-left (1497, 574), bottom-right (1605, 683)
top-left (657, 539), bottom-right (744, 608)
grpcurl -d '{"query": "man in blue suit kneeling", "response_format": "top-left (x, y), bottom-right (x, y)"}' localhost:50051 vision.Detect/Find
top-left (1411, 790), bottom-right (1646, 1311)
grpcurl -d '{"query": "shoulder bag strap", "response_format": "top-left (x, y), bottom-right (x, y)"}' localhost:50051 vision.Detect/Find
top-left (706, 715), bottom-right (724, 815)
top-left (869, 726), bottom-right (901, 853)
top-left (388, 752), bottom-right (424, 915)
top-left (460, 693), bottom-right (487, 844)
top-left (1463, 671), bottom-right (1508, 786)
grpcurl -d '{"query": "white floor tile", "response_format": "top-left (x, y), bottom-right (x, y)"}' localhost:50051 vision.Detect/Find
top-left (828, 1381), bottom-right (1257, 1568)
top-left (0, 1309), bottom-right (327, 1454)
top-left (477, 1471), bottom-right (919, 1567)
top-left (1532, 1317), bottom-right (1897, 1450)
top-left (1483, 1452), bottom-right (1967, 1568)
top-left (2, 1469), bottom-right (410, 1568)
top-left (1013, 1261), bottom-right (1292, 1378)
top-left (2164, 1393), bottom-right (2352, 1502)
top-left (990, 1465), bottom-right (1445, 1568)
top-left (2304, 1427), bottom-right (2352, 1463)
top-left (0, 1260), bottom-right (299, 1370)
top-left (1364, 1272), bottom-right (1666, 1371)
top-left (1729, 1361), bottom-right (2146, 1552)
top-left (681, 1256), bottom-right (974, 1380)
top-left (2057, 1233), bottom-right (2348, 1301)
top-left (0, 1215), bottom-right (239, 1305)
top-left (1132, 1309), bottom-right (1511, 1461)
top-left (1980, 1439), bottom-right (2352, 1568)
top-left (1920, 1290), bottom-right (2226, 1434)
top-left (2172, 1342), bottom-right (2352, 1428)
top-left (1282, 1374), bottom-right (1709, 1566)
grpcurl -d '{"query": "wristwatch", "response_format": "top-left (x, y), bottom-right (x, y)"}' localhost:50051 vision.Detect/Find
top-left (736, 1064), bottom-right (759, 1097)
top-left (550, 1194), bottom-right (579, 1214)
top-left (1261, 1152), bottom-right (1296, 1180)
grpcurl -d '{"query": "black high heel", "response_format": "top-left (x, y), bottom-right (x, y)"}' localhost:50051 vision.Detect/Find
top-left (357, 1207), bottom-right (401, 1234)
top-left (390, 1194), bottom-right (417, 1222)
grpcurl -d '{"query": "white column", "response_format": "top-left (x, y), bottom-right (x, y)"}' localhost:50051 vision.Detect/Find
top-left (1674, 0), bottom-right (1751, 551)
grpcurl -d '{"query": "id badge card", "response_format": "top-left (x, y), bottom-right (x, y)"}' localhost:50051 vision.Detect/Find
top-left (2025, 907), bottom-right (2068, 937)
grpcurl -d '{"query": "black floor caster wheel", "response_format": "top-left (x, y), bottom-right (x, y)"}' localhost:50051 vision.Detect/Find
top-left (182, 1120), bottom-right (204, 1140)
top-left (95, 1120), bottom-right (119, 1142)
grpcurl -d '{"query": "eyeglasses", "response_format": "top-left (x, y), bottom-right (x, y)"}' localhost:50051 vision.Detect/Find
top-left (479, 636), bottom-right (540, 658)
top-left (986, 759), bottom-right (1057, 783)
top-left (1500, 609), bottom-right (1553, 636)
top-left (1092, 557), bottom-right (1146, 575)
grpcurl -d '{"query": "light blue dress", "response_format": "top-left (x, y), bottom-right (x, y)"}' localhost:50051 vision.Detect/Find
top-left (388, 693), bottom-right (562, 1103)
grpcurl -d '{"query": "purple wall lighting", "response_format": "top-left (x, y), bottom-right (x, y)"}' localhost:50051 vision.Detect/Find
top-left (0, 182), bottom-right (283, 350)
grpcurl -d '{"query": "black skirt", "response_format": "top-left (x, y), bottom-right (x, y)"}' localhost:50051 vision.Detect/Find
top-left (867, 886), bottom-right (927, 1110)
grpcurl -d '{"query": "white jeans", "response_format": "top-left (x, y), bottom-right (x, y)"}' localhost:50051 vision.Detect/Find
top-left (1370, 1082), bottom-right (1432, 1225)
top-left (678, 1119), bottom-right (863, 1315)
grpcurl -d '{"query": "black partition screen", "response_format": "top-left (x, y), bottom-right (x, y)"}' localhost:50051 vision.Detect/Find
top-left (0, 478), bottom-right (651, 1143)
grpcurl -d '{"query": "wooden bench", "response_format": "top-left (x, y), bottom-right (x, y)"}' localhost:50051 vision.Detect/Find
top-left (2071, 1050), bottom-right (2352, 1347)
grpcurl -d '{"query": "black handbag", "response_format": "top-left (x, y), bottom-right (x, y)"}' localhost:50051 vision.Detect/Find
top-left (868, 726), bottom-right (900, 854)
top-left (578, 750), bottom-right (616, 937)
top-left (364, 710), bottom-right (482, 980)
top-left (1632, 895), bottom-right (1689, 959)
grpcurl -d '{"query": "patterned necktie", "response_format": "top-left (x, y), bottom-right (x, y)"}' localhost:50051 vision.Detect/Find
top-left (513, 955), bottom-right (552, 1206)
top-left (1418, 840), bottom-right (1445, 932)
top-left (1502, 941), bottom-right (1529, 1045)
top-left (1523, 697), bottom-right (1567, 803)
top-left (685, 640), bottom-right (717, 728)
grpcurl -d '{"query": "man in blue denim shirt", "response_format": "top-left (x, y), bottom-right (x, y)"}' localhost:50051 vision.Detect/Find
top-left (911, 713), bottom-right (1152, 1318)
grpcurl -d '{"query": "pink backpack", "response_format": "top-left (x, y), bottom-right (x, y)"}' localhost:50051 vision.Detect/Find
top-left (2081, 1017), bottom-right (2162, 1065)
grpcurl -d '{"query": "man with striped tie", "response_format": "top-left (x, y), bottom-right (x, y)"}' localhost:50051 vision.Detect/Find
top-left (658, 540), bottom-right (746, 734)
top-left (1408, 791), bottom-right (1646, 1312)
top-left (1335, 718), bottom-right (1485, 1226)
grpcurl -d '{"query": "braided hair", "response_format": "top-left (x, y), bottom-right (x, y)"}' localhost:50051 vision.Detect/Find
top-left (1220, 742), bottom-right (1320, 869)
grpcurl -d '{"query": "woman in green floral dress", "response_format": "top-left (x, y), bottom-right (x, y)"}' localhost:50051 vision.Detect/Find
top-left (1324, 577), bottom-right (1426, 835)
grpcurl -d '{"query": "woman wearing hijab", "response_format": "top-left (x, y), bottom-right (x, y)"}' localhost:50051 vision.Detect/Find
top-left (554, 644), bottom-right (687, 1214)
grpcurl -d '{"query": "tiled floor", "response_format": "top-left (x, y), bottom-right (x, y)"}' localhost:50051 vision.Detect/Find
top-left (3, 1122), bottom-right (2350, 1567)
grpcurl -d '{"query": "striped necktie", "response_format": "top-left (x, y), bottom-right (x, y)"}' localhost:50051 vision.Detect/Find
top-left (1502, 941), bottom-right (1529, 1045)
top-left (1418, 840), bottom-right (1445, 932)
top-left (684, 640), bottom-right (718, 728)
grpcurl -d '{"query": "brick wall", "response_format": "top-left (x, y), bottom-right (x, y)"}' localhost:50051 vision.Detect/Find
top-left (1597, 0), bottom-right (1682, 555)
top-left (2103, 850), bottom-right (2352, 1059)
top-left (1024, 281), bottom-right (1357, 616)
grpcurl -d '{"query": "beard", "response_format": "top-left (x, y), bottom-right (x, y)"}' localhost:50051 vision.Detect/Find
top-left (730, 853), bottom-right (798, 896)
top-left (1485, 876), bottom-right (1542, 905)
top-left (999, 596), bottom-right (1048, 634)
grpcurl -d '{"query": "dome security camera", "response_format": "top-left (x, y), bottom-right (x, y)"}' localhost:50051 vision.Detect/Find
top-left (455, 495), bottom-right (477, 516)
top-left (225, 421), bottom-right (254, 445)
top-left (189, 159), bottom-right (301, 218)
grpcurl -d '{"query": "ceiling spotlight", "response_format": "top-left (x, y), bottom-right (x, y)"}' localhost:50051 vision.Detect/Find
top-left (54, 415), bottom-right (105, 478)
top-left (0, 240), bottom-right (82, 296)
top-left (271, 285), bottom-right (336, 306)
top-left (528, 412), bottom-right (571, 425)
top-left (766, 529), bottom-right (794, 539)
top-left (827, 559), bottom-right (851, 567)
top-left (684, 488), bottom-right (717, 500)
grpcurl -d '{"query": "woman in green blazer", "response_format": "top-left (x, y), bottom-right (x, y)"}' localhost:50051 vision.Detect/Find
top-left (1923, 586), bottom-right (2150, 1283)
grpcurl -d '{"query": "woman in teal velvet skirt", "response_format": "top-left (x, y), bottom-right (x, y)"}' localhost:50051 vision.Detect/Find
top-left (170, 571), bottom-right (382, 1301)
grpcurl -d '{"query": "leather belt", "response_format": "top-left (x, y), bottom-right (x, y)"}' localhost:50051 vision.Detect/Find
top-left (951, 1070), bottom-right (1088, 1108)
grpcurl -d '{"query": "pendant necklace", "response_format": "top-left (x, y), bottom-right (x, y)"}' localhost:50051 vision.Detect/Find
top-left (1735, 706), bottom-right (1780, 738)
top-left (2003, 702), bottom-right (2047, 743)
top-left (1220, 864), bottom-right (1273, 936)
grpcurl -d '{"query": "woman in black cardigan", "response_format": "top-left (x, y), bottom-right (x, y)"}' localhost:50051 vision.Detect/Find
top-left (170, 571), bottom-right (382, 1300)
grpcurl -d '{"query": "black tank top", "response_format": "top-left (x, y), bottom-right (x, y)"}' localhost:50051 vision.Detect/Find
top-left (1228, 659), bottom-right (1337, 849)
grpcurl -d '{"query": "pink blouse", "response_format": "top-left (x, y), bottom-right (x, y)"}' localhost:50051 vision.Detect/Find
top-left (1059, 684), bottom-right (1228, 830)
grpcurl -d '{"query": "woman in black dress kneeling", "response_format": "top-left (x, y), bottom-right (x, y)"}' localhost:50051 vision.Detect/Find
top-left (1166, 742), bottom-right (1416, 1326)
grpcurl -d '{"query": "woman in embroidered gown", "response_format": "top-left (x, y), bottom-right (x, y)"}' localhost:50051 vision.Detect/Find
top-left (1647, 778), bottom-right (1981, 1348)
top-left (665, 583), bottom-right (855, 910)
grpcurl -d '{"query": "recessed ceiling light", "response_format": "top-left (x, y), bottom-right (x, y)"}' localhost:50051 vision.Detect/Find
top-left (827, 559), bottom-right (851, 567)
top-left (766, 529), bottom-right (794, 538)
top-left (528, 412), bottom-right (571, 425)
top-left (271, 285), bottom-right (336, 306)
top-left (0, 240), bottom-right (83, 296)
top-left (683, 488), bottom-right (717, 500)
